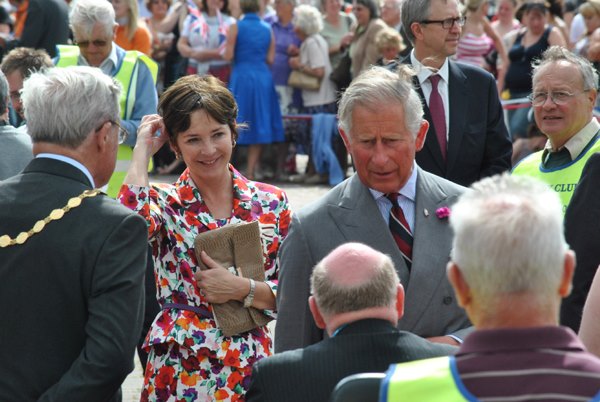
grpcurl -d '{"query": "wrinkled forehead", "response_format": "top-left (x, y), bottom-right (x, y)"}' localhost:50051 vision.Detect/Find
top-left (533, 61), bottom-right (583, 89)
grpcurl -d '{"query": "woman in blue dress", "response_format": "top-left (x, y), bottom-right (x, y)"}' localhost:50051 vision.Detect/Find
top-left (224, 0), bottom-right (284, 180)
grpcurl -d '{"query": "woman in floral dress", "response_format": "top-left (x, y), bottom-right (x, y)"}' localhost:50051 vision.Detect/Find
top-left (118, 75), bottom-right (291, 401)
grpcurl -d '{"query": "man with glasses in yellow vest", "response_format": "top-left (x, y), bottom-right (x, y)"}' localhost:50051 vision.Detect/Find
top-left (380, 174), bottom-right (600, 402)
top-left (54, 0), bottom-right (158, 197)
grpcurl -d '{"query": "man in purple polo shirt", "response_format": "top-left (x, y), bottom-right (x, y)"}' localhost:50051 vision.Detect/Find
top-left (380, 174), bottom-right (600, 401)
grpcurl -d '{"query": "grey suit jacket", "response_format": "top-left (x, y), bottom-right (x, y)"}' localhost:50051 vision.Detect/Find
top-left (0, 158), bottom-right (147, 402)
top-left (275, 168), bottom-right (471, 352)
top-left (248, 319), bottom-right (457, 402)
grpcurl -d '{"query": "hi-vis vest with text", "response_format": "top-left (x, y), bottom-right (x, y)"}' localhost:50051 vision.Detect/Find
top-left (380, 356), bottom-right (469, 402)
top-left (512, 134), bottom-right (600, 214)
top-left (55, 45), bottom-right (158, 197)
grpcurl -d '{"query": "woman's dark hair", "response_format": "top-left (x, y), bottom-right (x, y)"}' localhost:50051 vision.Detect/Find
top-left (158, 75), bottom-right (242, 143)
top-left (240, 0), bottom-right (260, 14)
top-left (355, 0), bottom-right (379, 19)
top-left (202, 0), bottom-right (230, 13)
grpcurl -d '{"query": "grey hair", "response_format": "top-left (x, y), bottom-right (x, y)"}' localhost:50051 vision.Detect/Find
top-left (293, 4), bottom-right (323, 36)
top-left (450, 174), bottom-right (567, 307)
top-left (401, 0), bottom-right (431, 45)
top-left (532, 46), bottom-right (599, 91)
top-left (22, 66), bottom-right (121, 148)
top-left (310, 251), bottom-right (399, 316)
top-left (0, 70), bottom-right (8, 115)
top-left (70, 0), bottom-right (116, 38)
top-left (338, 65), bottom-right (423, 138)
top-left (401, 0), bottom-right (463, 45)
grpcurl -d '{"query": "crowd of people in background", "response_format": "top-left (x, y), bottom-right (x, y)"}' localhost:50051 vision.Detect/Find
top-left (2, 0), bottom-right (600, 400)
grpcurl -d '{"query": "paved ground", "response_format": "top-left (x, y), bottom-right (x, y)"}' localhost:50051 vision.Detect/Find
top-left (122, 168), bottom-right (332, 400)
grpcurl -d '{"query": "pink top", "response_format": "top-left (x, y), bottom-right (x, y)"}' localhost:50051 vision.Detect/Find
top-left (456, 32), bottom-right (494, 68)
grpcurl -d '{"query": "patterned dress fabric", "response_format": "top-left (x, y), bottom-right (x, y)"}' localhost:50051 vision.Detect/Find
top-left (455, 32), bottom-right (494, 68)
top-left (228, 13), bottom-right (284, 145)
top-left (118, 165), bottom-right (291, 401)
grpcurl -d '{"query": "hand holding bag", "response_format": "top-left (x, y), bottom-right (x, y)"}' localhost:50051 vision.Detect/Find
top-left (288, 69), bottom-right (321, 90)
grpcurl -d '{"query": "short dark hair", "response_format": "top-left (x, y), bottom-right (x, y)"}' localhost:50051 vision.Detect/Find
top-left (240, 0), bottom-right (260, 14)
top-left (158, 75), bottom-right (243, 144)
top-left (1, 47), bottom-right (53, 79)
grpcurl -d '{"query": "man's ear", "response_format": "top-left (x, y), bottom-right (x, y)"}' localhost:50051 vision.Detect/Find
top-left (95, 121), bottom-right (111, 153)
top-left (410, 21), bottom-right (424, 42)
top-left (309, 296), bottom-right (326, 330)
top-left (447, 261), bottom-right (471, 308)
top-left (396, 283), bottom-right (405, 320)
top-left (415, 120), bottom-right (429, 151)
top-left (559, 250), bottom-right (576, 298)
top-left (112, 24), bottom-right (118, 39)
top-left (338, 127), bottom-right (352, 153)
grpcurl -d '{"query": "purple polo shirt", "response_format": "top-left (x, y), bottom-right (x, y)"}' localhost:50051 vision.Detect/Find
top-left (454, 326), bottom-right (600, 401)
top-left (268, 16), bottom-right (301, 86)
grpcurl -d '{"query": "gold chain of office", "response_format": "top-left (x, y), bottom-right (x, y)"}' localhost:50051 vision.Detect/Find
top-left (0, 189), bottom-right (101, 248)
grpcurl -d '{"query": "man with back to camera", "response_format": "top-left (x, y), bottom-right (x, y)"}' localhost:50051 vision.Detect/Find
top-left (247, 242), bottom-right (456, 402)
top-left (380, 174), bottom-right (600, 401)
top-left (0, 66), bottom-right (147, 402)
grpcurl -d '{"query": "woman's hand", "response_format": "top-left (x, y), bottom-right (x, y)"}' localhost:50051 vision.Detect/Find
top-left (196, 251), bottom-right (249, 304)
top-left (123, 114), bottom-right (168, 186)
top-left (288, 56), bottom-right (301, 69)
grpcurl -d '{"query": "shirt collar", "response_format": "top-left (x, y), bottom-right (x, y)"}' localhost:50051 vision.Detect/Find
top-left (543, 118), bottom-right (600, 160)
top-left (410, 50), bottom-right (450, 85)
top-left (369, 160), bottom-right (418, 202)
top-left (35, 153), bottom-right (95, 187)
top-left (78, 43), bottom-right (118, 76)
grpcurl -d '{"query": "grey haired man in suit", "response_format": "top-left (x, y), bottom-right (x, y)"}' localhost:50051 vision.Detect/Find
top-left (248, 242), bottom-right (456, 402)
top-left (275, 65), bottom-right (471, 353)
top-left (0, 66), bottom-right (147, 402)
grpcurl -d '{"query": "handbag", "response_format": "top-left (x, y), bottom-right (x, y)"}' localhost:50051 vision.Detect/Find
top-left (330, 50), bottom-right (352, 91)
top-left (288, 69), bottom-right (321, 90)
top-left (193, 221), bottom-right (272, 337)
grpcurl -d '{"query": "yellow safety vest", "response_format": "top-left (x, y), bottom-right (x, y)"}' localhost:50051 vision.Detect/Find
top-left (55, 45), bottom-right (158, 197)
top-left (381, 356), bottom-right (469, 401)
top-left (512, 135), bottom-right (600, 214)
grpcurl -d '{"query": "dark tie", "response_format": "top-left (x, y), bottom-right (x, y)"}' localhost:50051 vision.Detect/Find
top-left (429, 74), bottom-right (447, 161)
top-left (387, 193), bottom-right (413, 270)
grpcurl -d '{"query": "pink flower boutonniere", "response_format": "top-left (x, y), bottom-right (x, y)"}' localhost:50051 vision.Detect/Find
top-left (436, 206), bottom-right (451, 220)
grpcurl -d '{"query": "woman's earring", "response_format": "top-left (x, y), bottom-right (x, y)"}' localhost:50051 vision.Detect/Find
top-left (175, 152), bottom-right (182, 160)
top-left (232, 140), bottom-right (237, 147)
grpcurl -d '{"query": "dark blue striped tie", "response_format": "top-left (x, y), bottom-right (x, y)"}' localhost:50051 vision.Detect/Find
top-left (387, 193), bottom-right (413, 270)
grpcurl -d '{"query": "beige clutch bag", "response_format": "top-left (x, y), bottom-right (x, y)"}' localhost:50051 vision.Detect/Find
top-left (194, 220), bottom-right (272, 337)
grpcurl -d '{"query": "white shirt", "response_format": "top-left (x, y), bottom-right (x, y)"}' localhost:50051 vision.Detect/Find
top-left (369, 161), bottom-right (418, 232)
top-left (36, 153), bottom-right (95, 188)
top-left (410, 51), bottom-right (450, 141)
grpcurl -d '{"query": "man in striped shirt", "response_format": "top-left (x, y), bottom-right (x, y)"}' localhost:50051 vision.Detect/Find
top-left (381, 174), bottom-right (600, 401)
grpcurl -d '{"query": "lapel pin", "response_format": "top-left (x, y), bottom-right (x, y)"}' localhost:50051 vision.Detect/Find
top-left (424, 208), bottom-right (429, 217)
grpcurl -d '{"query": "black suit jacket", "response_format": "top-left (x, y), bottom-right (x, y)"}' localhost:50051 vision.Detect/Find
top-left (0, 158), bottom-right (147, 402)
top-left (561, 153), bottom-right (600, 332)
top-left (398, 58), bottom-right (512, 187)
top-left (6, 0), bottom-right (70, 58)
top-left (247, 319), bottom-right (457, 402)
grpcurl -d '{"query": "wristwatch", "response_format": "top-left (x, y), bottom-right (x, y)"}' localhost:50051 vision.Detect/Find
top-left (243, 278), bottom-right (255, 308)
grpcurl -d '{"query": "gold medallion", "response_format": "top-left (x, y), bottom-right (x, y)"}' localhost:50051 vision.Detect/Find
top-left (67, 197), bottom-right (82, 208)
top-left (15, 232), bottom-right (28, 244)
top-left (32, 220), bottom-right (46, 233)
top-left (0, 235), bottom-right (11, 247)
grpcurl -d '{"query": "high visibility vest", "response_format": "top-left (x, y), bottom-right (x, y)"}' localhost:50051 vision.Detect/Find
top-left (380, 356), bottom-right (469, 401)
top-left (55, 45), bottom-right (158, 197)
top-left (512, 135), bottom-right (600, 214)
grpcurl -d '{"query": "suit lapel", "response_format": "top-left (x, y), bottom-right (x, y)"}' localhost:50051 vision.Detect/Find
top-left (446, 61), bottom-right (468, 175)
top-left (326, 175), bottom-right (411, 286)
top-left (400, 169), bottom-right (454, 332)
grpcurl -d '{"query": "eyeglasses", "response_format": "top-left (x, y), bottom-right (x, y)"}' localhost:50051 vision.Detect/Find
top-left (96, 120), bottom-right (128, 144)
top-left (75, 39), bottom-right (109, 48)
top-left (419, 16), bottom-right (466, 29)
top-left (528, 90), bottom-right (589, 107)
top-left (111, 120), bottom-right (128, 144)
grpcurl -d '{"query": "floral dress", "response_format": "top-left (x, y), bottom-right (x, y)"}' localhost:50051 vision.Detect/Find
top-left (118, 165), bottom-right (291, 401)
